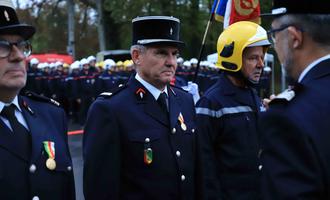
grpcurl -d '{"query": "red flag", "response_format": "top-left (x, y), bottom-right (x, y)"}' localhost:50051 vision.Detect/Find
top-left (228, 0), bottom-right (260, 25)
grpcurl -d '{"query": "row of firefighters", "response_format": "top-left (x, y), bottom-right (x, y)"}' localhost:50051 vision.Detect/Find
top-left (24, 55), bottom-right (272, 125)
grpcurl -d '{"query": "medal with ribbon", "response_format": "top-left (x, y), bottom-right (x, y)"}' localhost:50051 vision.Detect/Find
top-left (178, 112), bottom-right (187, 131)
top-left (43, 141), bottom-right (56, 170)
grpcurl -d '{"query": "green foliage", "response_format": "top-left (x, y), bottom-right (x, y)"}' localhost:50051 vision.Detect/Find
top-left (18, 0), bottom-right (273, 60)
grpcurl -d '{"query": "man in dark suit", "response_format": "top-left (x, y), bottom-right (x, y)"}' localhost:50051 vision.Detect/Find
top-left (260, 0), bottom-right (330, 199)
top-left (0, 1), bottom-right (75, 199)
top-left (83, 16), bottom-right (203, 200)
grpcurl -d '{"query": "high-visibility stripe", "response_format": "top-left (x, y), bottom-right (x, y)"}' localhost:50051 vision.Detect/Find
top-left (196, 106), bottom-right (253, 118)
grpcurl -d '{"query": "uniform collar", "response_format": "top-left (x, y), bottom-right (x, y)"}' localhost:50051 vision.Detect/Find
top-left (135, 73), bottom-right (168, 100)
top-left (0, 96), bottom-right (22, 113)
top-left (298, 54), bottom-right (330, 83)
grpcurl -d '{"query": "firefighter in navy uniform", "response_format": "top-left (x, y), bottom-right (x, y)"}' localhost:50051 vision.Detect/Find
top-left (0, 1), bottom-right (75, 199)
top-left (83, 16), bottom-right (212, 200)
top-left (97, 59), bottom-right (117, 92)
top-left (25, 57), bottom-right (39, 93)
top-left (195, 21), bottom-right (270, 200)
top-left (78, 58), bottom-right (96, 125)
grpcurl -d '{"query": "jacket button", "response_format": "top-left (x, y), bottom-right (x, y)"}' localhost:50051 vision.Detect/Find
top-left (176, 151), bottom-right (181, 157)
top-left (171, 128), bottom-right (176, 134)
top-left (32, 196), bottom-right (40, 200)
top-left (258, 165), bottom-right (263, 170)
top-left (181, 175), bottom-right (185, 181)
top-left (29, 164), bottom-right (37, 173)
top-left (191, 128), bottom-right (195, 133)
top-left (67, 166), bottom-right (72, 171)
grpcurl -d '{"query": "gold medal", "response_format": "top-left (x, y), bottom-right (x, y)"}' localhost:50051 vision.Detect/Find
top-left (46, 158), bottom-right (56, 170)
top-left (181, 123), bottom-right (187, 131)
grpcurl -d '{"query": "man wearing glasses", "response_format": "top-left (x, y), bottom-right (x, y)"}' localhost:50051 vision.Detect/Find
top-left (260, 0), bottom-right (330, 199)
top-left (0, 1), bottom-right (75, 199)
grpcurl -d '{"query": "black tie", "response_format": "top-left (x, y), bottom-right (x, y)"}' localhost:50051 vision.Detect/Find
top-left (157, 92), bottom-right (168, 113)
top-left (1, 104), bottom-right (31, 158)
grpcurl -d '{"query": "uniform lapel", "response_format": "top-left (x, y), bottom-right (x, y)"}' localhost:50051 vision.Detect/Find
top-left (19, 96), bottom-right (47, 162)
top-left (0, 119), bottom-right (29, 161)
top-left (168, 87), bottom-right (181, 130)
top-left (129, 77), bottom-right (169, 126)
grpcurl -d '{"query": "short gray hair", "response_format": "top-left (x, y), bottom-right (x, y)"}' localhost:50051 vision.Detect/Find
top-left (276, 14), bottom-right (330, 48)
top-left (130, 45), bottom-right (147, 55)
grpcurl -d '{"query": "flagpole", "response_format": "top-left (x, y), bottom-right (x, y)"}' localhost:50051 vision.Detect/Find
top-left (193, 12), bottom-right (214, 83)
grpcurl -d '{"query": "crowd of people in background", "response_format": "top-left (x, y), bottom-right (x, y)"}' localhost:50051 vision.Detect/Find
top-left (24, 55), bottom-right (272, 126)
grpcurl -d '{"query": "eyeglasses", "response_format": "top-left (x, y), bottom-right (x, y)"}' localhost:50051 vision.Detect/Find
top-left (267, 24), bottom-right (293, 45)
top-left (267, 24), bottom-right (304, 46)
top-left (0, 40), bottom-right (32, 58)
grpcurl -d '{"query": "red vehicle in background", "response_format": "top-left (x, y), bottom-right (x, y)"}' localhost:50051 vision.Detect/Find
top-left (28, 53), bottom-right (74, 64)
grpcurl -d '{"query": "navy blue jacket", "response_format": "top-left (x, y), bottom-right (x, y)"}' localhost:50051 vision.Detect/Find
top-left (260, 58), bottom-right (330, 199)
top-left (83, 77), bottom-right (200, 200)
top-left (196, 74), bottom-right (265, 200)
top-left (0, 93), bottom-right (75, 200)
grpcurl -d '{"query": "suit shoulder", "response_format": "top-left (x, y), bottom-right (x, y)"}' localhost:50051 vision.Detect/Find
top-left (97, 84), bottom-right (127, 99)
top-left (22, 91), bottom-right (61, 107)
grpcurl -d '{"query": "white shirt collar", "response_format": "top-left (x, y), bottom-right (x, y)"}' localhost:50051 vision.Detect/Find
top-left (135, 73), bottom-right (168, 100)
top-left (0, 96), bottom-right (22, 113)
top-left (298, 54), bottom-right (330, 83)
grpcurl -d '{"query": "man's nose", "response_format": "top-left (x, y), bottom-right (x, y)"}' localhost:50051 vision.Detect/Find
top-left (8, 45), bottom-right (25, 61)
top-left (166, 54), bottom-right (177, 66)
top-left (257, 57), bottom-right (265, 68)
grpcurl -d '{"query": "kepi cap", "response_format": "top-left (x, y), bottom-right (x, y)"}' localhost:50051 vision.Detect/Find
top-left (262, 0), bottom-right (330, 17)
top-left (0, 0), bottom-right (35, 39)
top-left (132, 16), bottom-right (184, 47)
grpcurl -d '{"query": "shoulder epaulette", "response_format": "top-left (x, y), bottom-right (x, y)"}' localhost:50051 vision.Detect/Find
top-left (98, 84), bottom-right (127, 99)
top-left (23, 91), bottom-right (61, 107)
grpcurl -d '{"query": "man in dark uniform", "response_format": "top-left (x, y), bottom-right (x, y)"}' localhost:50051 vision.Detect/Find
top-left (0, 1), bottom-right (75, 199)
top-left (195, 21), bottom-right (271, 199)
top-left (78, 58), bottom-right (96, 125)
top-left (259, 0), bottom-right (330, 199)
top-left (83, 16), bottom-right (205, 200)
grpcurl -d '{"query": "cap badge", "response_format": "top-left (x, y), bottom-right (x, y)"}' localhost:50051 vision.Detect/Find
top-left (4, 10), bottom-right (10, 21)
top-left (170, 28), bottom-right (173, 35)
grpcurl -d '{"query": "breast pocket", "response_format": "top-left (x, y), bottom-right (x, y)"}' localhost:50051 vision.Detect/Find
top-left (126, 129), bottom-right (162, 166)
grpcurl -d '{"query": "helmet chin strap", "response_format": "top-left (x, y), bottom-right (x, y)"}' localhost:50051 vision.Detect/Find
top-left (224, 71), bottom-right (258, 87)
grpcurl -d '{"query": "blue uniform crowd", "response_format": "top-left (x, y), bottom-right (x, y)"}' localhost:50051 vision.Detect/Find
top-left (23, 56), bottom-right (226, 124)
top-left (24, 56), bottom-right (272, 126)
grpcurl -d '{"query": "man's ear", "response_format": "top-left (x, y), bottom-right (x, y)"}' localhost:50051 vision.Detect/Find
top-left (131, 49), bottom-right (141, 65)
top-left (288, 26), bottom-right (303, 49)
